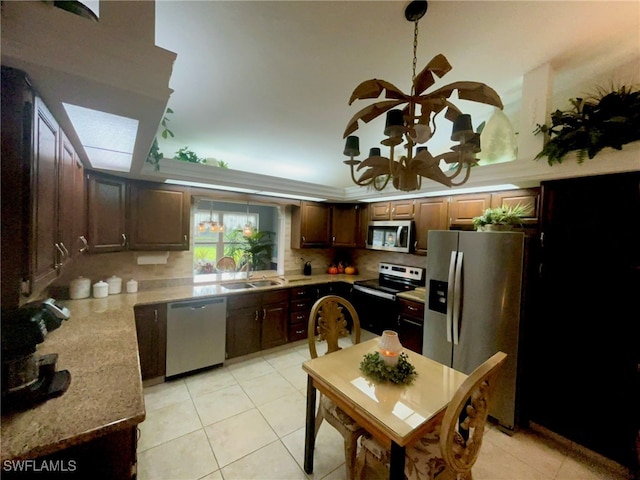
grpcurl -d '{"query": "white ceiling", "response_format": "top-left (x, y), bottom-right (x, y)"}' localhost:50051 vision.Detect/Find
top-left (150, 0), bottom-right (640, 191)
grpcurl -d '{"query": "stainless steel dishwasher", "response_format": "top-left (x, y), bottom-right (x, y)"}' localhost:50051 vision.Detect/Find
top-left (166, 297), bottom-right (226, 377)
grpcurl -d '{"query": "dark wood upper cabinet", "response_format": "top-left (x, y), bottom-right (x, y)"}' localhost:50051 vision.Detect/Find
top-left (491, 188), bottom-right (539, 224)
top-left (413, 196), bottom-right (449, 254)
top-left (291, 201), bottom-right (331, 248)
top-left (58, 131), bottom-right (86, 261)
top-left (86, 173), bottom-right (127, 253)
top-left (331, 204), bottom-right (359, 247)
top-left (128, 181), bottom-right (190, 250)
top-left (30, 96), bottom-right (60, 290)
top-left (448, 193), bottom-right (492, 226)
top-left (369, 200), bottom-right (415, 220)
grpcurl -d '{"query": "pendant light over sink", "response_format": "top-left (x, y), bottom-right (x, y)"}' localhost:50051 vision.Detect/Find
top-left (342, 0), bottom-right (505, 192)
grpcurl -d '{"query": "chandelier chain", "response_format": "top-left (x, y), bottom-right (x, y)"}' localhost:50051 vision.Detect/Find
top-left (411, 19), bottom-right (419, 96)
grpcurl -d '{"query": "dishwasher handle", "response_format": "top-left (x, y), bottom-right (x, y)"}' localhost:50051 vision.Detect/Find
top-left (169, 298), bottom-right (226, 310)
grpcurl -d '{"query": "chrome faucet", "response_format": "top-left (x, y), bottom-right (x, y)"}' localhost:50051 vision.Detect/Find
top-left (242, 253), bottom-right (252, 279)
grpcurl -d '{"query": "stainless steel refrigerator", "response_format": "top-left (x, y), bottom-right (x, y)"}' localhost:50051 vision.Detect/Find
top-left (423, 230), bottom-right (525, 431)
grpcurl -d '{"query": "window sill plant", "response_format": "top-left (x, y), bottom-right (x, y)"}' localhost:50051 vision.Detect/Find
top-left (472, 204), bottom-right (531, 231)
top-left (534, 85), bottom-right (640, 165)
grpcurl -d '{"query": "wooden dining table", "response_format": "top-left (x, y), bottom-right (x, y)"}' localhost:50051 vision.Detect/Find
top-left (302, 337), bottom-right (468, 479)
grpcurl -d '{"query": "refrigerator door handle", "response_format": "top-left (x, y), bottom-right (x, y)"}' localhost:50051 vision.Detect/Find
top-left (446, 251), bottom-right (457, 343)
top-left (452, 251), bottom-right (464, 345)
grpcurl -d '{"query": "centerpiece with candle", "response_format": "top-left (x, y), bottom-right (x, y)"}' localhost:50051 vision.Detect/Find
top-left (359, 331), bottom-right (417, 385)
top-left (378, 330), bottom-right (403, 366)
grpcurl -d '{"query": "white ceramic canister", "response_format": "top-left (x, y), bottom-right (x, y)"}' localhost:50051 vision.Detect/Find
top-left (106, 275), bottom-right (122, 295)
top-left (126, 279), bottom-right (138, 293)
top-left (69, 276), bottom-right (91, 299)
top-left (92, 280), bottom-right (109, 298)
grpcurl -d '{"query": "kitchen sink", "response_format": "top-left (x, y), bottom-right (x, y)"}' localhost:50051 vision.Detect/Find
top-left (221, 279), bottom-right (283, 291)
top-left (249, 280), bottom-right (282, 287)
top-left (221, 282), bottom-right (253, 290)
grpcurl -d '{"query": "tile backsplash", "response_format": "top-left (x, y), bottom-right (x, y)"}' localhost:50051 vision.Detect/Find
top-left (51, 208), bottom-right (427, 295)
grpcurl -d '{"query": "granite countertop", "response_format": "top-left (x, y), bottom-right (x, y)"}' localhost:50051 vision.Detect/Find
top-left (0, 272), bottom-right (369, 461)
top-left (397, 287), bottom-right (426, 303)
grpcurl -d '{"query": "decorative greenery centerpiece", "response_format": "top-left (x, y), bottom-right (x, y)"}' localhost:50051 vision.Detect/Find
top-left (534, 85), bottom-right (640, 165)
top-left (472, 204), bottom-right (531, 231)
top-left (359, 351), bottom-right (417, 385)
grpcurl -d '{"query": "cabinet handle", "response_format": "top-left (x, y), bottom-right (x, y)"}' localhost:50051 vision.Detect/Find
top-left (54, 243), bottom-right (64, 267)
top-left (59, 242), bottom-right (70, 257)
top-left (183, 234), bottom-right (188, 244)
top-left (407, 305), bottom-right (419, 312)
top-left (332, 236), bottom-right (336, 244)
top-left (296, 329), bottom-right (305, 334)
top-left (263, 308), bottom-right (267, 319)
top-left (301, 236), bottom-right (306, 246)
top-left (121, 233), bottom-right (127, 247)
top-left (255, 310), bottom-right (259, 322)
top-left (296, 290), bottom-right (306, 297)
top-left (79, 235), bottom-right (89, 253)
top-left (154, 309), bottom-right (158, 323)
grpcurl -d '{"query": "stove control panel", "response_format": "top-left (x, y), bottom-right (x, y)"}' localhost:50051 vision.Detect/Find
top-left (378, 262), bottom-right (425, 283)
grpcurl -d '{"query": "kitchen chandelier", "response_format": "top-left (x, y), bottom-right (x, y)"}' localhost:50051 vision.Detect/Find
top-left (343, 0), bottom-right (504, 191)
top-left (198, 204), bottom-right (224, 233)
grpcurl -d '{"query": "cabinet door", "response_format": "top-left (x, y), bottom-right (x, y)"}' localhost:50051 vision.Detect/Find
top-left (58, 131), bottom-right (78, 262)
top-left (414, 196), bottom-right (449, 254)
top-left (369, 202), bottom-right (390, 220)
top-left (1, 66), bottom-right (33, 306)
top-left (331, 204), bottom-right (358, 247)
top-left (491, 188), bottom-right (540, 224)
top-left (226, 293), bottom-right (261, 359)
top-left (355, 203), bottom-right (370, 248)
top-left (87, 173), bottom-right (127, 253)
top-left (72, 158), bottom-right (87, 255)
top-left (390, 200), bottom-right (414, 219)
top-left (261, 301), bottom-right (289, 349)
top-left (397, 299), bottom-right (424, 353)
top-left (128, 182), bottom-right (190, 250)
top-left (134, 303), bottom-right (167, 381)
top-left (291, 201), bottom-right (331, 248)
top-left (448, 193), bottom-right (491, 226)
top-left (31, 96), bottom-right (59, 289)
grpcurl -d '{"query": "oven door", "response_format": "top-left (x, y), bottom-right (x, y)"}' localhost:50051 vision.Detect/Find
top-left (352, 286), bottom-right (397, 335)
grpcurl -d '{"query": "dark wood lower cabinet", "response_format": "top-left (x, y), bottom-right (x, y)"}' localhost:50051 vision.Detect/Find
top-left (226, 290), bottom-right (289, 359)
top-left (396, 298), bottom-right (424, 354)
top-left (2, 426), bottom-right (138, 479)
top-left (134, 303), bottom-right (167, 382)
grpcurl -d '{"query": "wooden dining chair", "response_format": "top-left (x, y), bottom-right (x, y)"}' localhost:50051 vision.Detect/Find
top-left (215, 256), bottom-right (236, 272)
top-left (356, 351), bottom-right (508, 480)
top-left (308, 295), bottom-right (366, 480)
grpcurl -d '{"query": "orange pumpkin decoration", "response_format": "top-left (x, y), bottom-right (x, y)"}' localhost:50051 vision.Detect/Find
top-left (345, 266), bottom-right (356, 275)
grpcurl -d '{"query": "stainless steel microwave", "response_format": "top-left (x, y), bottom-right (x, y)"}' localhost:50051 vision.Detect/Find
top-left (365, 221), bottom-right (414, 253)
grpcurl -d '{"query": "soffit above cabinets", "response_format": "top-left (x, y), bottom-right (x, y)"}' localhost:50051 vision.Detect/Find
top-left (0, 0), bottom-right (176, 176)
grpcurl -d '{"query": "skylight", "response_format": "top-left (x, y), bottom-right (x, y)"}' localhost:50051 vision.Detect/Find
top-left (62, 103), bottom-right (138, 172)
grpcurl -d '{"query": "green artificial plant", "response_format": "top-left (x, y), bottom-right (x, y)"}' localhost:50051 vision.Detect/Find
top-left (534, 85), bottom-right (640, 165)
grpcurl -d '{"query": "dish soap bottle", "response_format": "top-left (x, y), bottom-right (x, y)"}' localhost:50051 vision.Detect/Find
top-left (303, 261), bottom-right (312, 276)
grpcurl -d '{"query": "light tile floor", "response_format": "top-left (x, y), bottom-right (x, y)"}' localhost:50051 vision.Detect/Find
top-left (138, 333), bottom-right (631, 480)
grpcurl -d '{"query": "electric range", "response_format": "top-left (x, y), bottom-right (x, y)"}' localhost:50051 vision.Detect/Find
top-left (352, 262), bottom-right (425, 334)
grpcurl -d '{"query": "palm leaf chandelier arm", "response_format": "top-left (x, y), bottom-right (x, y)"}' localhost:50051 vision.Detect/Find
top-left (348, 78), bottom-right (409, 105)
top-left (343, 99), bottom-right (407, 138)
top-left (422, 81), bottom-right (504, 110)
top-left (413, 54), bottom-right (453, 95)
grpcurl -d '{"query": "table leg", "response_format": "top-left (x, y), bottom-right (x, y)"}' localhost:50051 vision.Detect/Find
top-left (389, 441), bottom-right (405, 480)
top-left (304, 375), bottom-right (317, 474)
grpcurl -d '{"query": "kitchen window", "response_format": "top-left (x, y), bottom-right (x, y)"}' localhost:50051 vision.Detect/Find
top-left (193, 199), bottom-right (280, 279)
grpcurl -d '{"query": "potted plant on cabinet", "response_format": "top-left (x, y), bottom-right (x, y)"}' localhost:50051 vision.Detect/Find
top-left (472, 204), bottom-right (531, 231)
